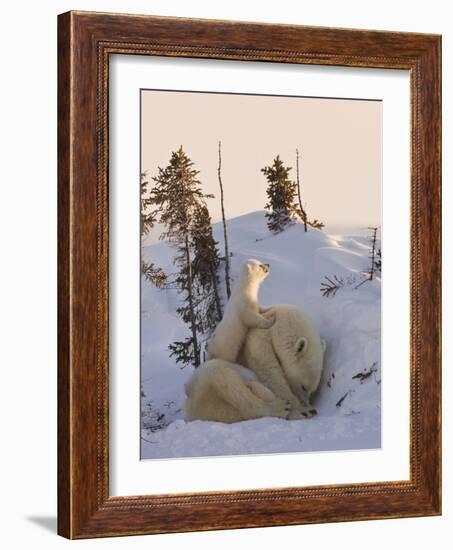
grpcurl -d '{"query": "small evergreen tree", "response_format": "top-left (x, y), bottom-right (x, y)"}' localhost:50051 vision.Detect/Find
top-left (191, 204), bottom-right (223, 329)
top-left (262, 156), bottom-right (300, 233)
top-left (150, 147), bottom-right (214, 367)
top-left (141, 173), bottom-right (155, 237)
top-left (168, 249), bottom-right (205, 368)
top-left (140, 173), bottom-right (167, 287)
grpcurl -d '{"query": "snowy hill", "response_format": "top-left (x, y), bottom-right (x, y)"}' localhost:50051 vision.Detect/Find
top-left (141, 211), bottom-right (381, 459)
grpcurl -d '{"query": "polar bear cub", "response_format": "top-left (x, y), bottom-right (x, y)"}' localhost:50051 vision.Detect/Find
top-left (206, 259), bottom-right (275, 362)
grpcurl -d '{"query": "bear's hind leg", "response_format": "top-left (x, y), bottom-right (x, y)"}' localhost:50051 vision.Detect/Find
top-left (202, 360), bottom-right (290, 421)
top-left (246, 381), bottom-right (276, 402)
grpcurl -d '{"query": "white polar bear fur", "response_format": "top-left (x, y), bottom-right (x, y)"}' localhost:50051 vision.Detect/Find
top-left (206, 259), bottom-right (275, 363)
top-left (238, 304), bottom-right (326, 418)
top-left (185, 359), bottom-right (290, 423)
top-left (185, 304), bottom-right (325, 423)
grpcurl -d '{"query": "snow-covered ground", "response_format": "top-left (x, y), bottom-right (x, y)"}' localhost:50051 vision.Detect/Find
top-left (141, 211), bottom-right (381, 459)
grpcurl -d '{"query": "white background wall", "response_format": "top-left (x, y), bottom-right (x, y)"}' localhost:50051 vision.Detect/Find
top-left (0, 0), bottom-right (450, 547)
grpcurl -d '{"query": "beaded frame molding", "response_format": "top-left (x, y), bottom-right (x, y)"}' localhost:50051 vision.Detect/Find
top-left (58, 11), bottom-right (441, 539)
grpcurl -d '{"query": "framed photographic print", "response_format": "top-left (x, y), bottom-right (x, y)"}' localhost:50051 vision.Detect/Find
top-left (58, 11), bottom-right (441, 539)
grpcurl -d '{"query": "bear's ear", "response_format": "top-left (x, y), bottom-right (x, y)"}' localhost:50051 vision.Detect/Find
top-left (295, 337), bottom-right (308, 355)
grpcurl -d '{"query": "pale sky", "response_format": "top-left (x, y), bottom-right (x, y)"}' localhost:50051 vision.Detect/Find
top-left (141, 90), bottom-right (381, 241)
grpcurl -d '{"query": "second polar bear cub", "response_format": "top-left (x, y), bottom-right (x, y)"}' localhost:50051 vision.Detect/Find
top-left (206, 259), bottom-right (275, 362)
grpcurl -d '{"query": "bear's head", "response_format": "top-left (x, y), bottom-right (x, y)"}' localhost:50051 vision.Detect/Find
top-left (240, 259), bottom-right (270, 284)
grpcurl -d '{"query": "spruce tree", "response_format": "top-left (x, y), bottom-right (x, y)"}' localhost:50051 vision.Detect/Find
top-left (140, 173), bottom-right (167, 287)
top-left (150, 147), bottom-right (214, 367)
top-left (168, 245), bottom-right (204, 368)
top-left (262, 156), bottom-right (300, 233)
top-left (141, 173), bottom-right (155, 236)
top-left (191, 204), bottom-right (223, 333)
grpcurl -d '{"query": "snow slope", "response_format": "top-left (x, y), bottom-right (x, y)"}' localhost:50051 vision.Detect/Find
top-left (141, 211), bottom-right (381, 459)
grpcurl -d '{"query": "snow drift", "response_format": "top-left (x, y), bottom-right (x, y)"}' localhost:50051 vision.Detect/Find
top-left (141, 211), bottom-right (381, 459)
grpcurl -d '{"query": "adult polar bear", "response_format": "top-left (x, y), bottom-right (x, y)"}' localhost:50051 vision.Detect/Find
top-left (185, 358), bottom-right (292, 423)
top-left (185, 258), bottom-right (326, 422)
top-left (238, 304), bottom-right (326, 419)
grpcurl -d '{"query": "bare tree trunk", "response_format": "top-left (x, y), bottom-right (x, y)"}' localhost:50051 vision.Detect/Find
top-left (296, 148), bottom-right (308, 232)
top-left (368, 227), bottom-right (378, 281)
top-left (184, 234), bottom-right (200, 366)
top-left (210, 265), bottom-right (223, 320)
top-left (218, 141), bottom-right (232, 298)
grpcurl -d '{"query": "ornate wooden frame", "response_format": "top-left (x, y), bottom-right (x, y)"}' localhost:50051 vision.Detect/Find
top-left (58, 11), bottom-right (441, 539)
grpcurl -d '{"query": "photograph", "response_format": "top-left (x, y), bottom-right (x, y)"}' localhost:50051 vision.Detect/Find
top-left (140, 89), bottom-right (382, 460)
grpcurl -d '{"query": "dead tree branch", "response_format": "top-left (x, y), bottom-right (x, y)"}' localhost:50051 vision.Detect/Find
top-left (218, 141), bottom-right (232, 298)
top-left (296, 148), bottom-right (308, 232)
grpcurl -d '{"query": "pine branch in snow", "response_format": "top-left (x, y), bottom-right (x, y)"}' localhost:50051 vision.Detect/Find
top-left (352, 362), bottom-right (379, 384)
top-left (336, 390), bottom-right (355, 408)
top-left (320, 275), bottom-right (345, 297)
top-left (321, 272), bottom-right (369, 296)
top-left (142, 399), bottom-right (180, 434)
top-left (326, 372), bottom-right (336, 388)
